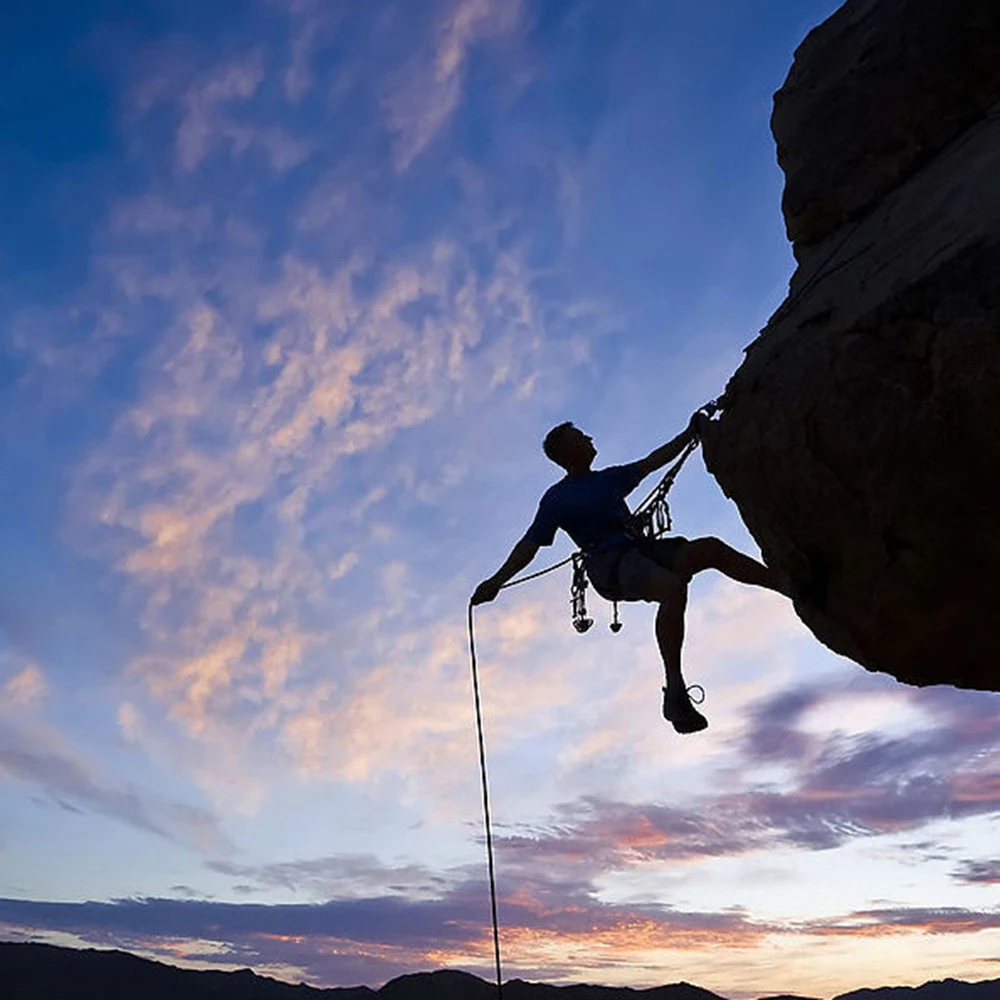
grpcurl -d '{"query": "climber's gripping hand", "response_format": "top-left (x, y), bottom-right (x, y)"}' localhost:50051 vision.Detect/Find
top-left (470, 577), bottom-right (502, 606)
top-left (687, 410), bottom-right (710, 440)
top-left (687, 400), bottom-right (719, 440)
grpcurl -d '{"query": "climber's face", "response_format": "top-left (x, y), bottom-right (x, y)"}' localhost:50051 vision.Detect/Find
top-left (564, 426), bottom-right (597, 467)
top-left (544, 421), bottom-right (597, 471)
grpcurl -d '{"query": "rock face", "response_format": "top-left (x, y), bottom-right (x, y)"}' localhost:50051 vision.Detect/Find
top-left (702, 0), bottom-right (1000, 690)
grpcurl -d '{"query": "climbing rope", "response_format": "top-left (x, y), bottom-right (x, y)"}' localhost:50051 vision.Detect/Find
top-left (467, 602), bottom-right (504, 1000)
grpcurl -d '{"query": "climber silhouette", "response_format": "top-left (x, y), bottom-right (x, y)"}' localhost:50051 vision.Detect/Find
top-left (471, 416), bottom-right (788, 733)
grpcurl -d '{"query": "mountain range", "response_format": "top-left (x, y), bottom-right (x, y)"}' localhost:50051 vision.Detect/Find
top-left (1, 942), bottom-right (998, 1000)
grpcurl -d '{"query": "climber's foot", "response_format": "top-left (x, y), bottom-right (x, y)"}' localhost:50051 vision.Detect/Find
top-left (662, 686), bottom-right (708, 734)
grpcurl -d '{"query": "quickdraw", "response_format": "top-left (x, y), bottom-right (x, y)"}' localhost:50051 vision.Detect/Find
top-left (571, 553), bottom-right (593, 633)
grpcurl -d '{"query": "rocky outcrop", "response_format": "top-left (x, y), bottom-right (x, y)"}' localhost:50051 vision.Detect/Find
top-left (775, 0), bottom-right (1000, 251)
top-left (702, 0), bottom-right (1000, 690)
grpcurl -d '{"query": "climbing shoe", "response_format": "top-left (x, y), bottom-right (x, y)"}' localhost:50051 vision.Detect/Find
top-left (662, 686), bottom-right (708, 735)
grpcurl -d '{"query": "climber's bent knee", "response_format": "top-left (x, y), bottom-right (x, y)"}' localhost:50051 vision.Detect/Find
top-left (672, 536), bottom-right (728, 578)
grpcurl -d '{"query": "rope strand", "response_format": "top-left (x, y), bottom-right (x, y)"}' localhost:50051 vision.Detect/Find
top-left (467, 603), bottom-right (504, 1000)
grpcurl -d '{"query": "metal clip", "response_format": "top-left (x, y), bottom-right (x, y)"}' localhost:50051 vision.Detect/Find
top-left (571, 553), bottom-right (593, 633)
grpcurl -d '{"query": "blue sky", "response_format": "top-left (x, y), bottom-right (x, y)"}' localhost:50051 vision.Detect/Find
top-left (1, 2), bottom-right (999, 997)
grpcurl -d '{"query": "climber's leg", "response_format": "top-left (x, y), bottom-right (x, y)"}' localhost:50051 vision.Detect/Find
top-left (652, 569), bottom-right (686, 687)
top-left (648, 568), bottom-right (707, 734)
top-left (673, 536), bottom-right (786, 593)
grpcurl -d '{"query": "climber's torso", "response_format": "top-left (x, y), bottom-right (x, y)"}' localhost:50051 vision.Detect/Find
top-left (525, 461), bottom-right (647, 553)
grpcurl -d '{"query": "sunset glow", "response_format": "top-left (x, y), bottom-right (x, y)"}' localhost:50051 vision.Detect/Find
top-left (1, 2), bottom-right (998, 998)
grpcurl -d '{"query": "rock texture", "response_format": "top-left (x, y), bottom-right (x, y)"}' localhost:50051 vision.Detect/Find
top-left (702, 0), bottom-right (1000, 689)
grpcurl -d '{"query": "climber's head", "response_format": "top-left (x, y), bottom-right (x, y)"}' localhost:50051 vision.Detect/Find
top-left (543, 422), bottom-right (596, 473)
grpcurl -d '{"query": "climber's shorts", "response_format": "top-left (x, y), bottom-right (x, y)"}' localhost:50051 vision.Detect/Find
top-left (586, 536), bottom-right (689, 603)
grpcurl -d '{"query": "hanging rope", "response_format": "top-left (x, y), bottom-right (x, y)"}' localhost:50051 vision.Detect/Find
top-left (467, 602), bottom-right (504, 1000)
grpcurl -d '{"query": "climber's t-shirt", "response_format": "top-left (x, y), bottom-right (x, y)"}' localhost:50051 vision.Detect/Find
top-left (525, 462), bottom-right (647, 552)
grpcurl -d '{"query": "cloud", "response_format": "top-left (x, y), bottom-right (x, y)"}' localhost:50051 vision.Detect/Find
top-left (0, 888), bottom-right (774, 988)
top-left (736, 682), bottom-right (1000, 835)
top-left (2, 664), bottom-right (47, 710)
top-left (204, 854), bottom-right (442, 899)
top-left (269, 0), bottom-right (344, 103)
top-left (0, 721), bottom-right (231, 854)
top-left (480, 678), bottom-right (1000, 880)
top-left (2, 890), bottom-right (998, 991)
top-left (78, 233), bottom-right (559, 761)
top-left (272, 598), bottom-right (578, 811)
top-left (497, 796), bottom-right (756, 874)
top-left (383, 0), bottom-right (524, 172)
top-left (801, 906), bottom-right (1000, 937)
top-left (725, 682), bottom-right (1000, 850)
top-left (170, 52), bottom-right (313, 173)
top-left (0, 0), bottom-right (616, 828)
top-left (952, 860), bottom-right (1000, 886)
top-left (175, 53), bottom-right (265, 169)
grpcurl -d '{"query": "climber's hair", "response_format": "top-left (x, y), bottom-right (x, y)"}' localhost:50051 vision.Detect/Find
top-left (543, 422), bottom-right (576, 467)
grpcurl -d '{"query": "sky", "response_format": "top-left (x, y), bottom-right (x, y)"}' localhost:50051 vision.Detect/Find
top-left (1, 1), bottom-right (999, 998)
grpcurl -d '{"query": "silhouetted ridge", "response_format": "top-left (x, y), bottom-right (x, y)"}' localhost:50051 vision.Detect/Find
top-left (333, 970), bottom-right (727, 1000)
top-left (833, 978), bottom-right (1000, 1000)
top-left (504, 979), bottom-right (727, 1000)
top-left (379, 970), bottom-right (497, 1000)
top-left (0, 941), bottom-right (372, 1000)
top-left (2, 942), bottom-right (998, 1000)
top-left (756, 995), bottom-right (822, 1000)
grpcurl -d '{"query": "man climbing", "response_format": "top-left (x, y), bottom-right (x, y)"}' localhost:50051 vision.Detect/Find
top-left (470, 414), bottom-right (788, 734)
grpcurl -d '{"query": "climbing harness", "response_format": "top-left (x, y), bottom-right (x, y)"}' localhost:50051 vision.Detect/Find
top-left (465, 401), bottom-right (716, 998)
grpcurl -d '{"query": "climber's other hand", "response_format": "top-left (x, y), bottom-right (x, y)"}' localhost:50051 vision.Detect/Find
top-left (471, 578), bottom-right (502, 606)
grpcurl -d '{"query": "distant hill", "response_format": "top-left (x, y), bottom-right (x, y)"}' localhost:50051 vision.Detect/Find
top-left (0, 943), bottom-right (722, 1000)
top-left (833, 979), bottom-right (1000, 1000)
top-left (0, 941), bottom-right (997, 1000)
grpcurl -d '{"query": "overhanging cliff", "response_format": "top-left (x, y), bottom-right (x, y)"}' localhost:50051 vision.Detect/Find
top-left (702, 0), bottom-right (1000, 690)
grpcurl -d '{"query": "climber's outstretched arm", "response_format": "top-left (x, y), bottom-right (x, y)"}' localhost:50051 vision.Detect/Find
top-left (471, 534), bottom-right (540, 605)
top-left (634, 421), bottom-right (698, 479)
